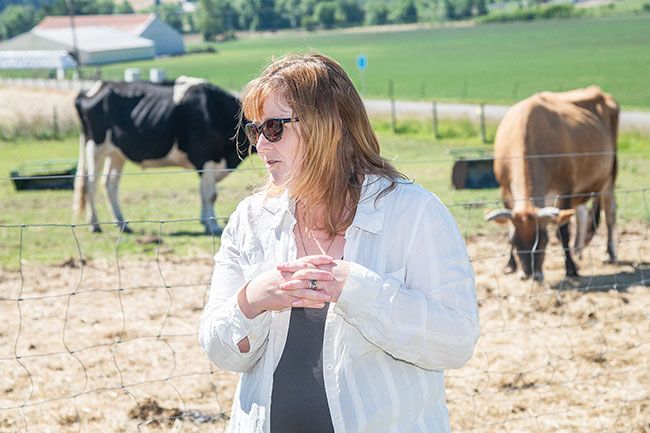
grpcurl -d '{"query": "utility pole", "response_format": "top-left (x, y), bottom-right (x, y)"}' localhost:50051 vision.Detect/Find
top-left (66, 0), bottom-right (81, 79)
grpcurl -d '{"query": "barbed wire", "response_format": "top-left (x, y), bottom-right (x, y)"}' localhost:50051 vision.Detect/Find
top-left (0, 184), bottom-right (648, 432)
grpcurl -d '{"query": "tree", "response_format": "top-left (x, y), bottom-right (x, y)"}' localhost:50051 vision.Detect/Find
top-left (313, 1), bottom-right (336, 28)
top-left (0, 4), bottom-right (40, 40)
top-left (443, 0), bottom-right (458, 19)
top-left (274, 0), bottom-right (304, 28)
top-left (115, 0), bottom-right (134, 14)
top-left (390, 0), bottom-right (418, 23)
top-left (157, 3), bottom-right (183, 32)
top-left (475, 0), bottom-right (488, 15)
top-left (232, 0), bottom-right (284, 31)
top-left (45, 0), bottom-right (115, 15)
top-left (365, 0), bottom-right (389, 25)
top-left (196, 0), bottom-right (226, 40)
top-left (335, 0), bottom-right (364, 26)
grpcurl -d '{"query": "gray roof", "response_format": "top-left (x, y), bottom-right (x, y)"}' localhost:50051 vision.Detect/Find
top-left (0, 50), bottom-right (77, 69)
top-left (0, 31), bottom-right (69, 51)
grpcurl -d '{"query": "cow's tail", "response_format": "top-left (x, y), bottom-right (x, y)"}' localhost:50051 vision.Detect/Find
top-left (72, 132), bottom-right (86, 221)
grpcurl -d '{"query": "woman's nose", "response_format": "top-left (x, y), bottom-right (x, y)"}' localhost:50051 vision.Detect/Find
top-left (256, 134), bottom-right (273, 151)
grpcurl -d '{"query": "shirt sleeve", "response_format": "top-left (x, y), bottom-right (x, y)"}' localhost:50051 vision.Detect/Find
top-left (199, 203), bottom-right (272, 373)
top-left (333, 196), bottom-right (480, 371)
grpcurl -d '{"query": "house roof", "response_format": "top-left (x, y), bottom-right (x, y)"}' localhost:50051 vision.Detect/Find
top-left (35, 14), bottom-right (156, 35)
top-left (0, 50), bottom-right (77, 69)
top-left (33, 27), bottom-right (155, 53)
top-left (0, 31), bottom-right (69, 51)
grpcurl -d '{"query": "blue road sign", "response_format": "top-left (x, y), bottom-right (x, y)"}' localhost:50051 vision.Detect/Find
top-left (356, 54), bottom-right (367, 71)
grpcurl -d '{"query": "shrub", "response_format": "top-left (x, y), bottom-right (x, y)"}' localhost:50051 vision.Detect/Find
top-left (479, 3), bottom-right (578, 23)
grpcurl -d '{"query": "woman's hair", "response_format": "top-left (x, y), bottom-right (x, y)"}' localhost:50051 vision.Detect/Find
top-left (240, 52), bottom-right (407, 235)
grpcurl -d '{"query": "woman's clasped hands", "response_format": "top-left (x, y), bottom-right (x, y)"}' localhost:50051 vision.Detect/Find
top-left (238, 255), bottom-right (350, 320)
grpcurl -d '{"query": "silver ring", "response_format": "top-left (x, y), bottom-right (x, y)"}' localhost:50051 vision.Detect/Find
top-left (309, 279), bottom-right (318, 290)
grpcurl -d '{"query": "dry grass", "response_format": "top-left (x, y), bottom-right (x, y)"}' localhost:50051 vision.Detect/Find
top-left (0, 223), bottom-right (648, 432)
top-left (0, 86), bottom-right (78, 139)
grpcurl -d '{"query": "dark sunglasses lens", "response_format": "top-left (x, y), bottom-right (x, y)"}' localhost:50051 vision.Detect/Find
top-left (263, 119), bottom-right (284, 143)
top-left (244, 123), bottom-right (259, 144)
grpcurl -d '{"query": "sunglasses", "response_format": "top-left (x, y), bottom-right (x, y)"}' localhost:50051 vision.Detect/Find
top-left (244, 117), bottom-right (299, 145)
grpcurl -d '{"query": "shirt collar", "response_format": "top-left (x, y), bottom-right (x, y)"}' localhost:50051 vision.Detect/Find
top-left (261, 174), bottom-right (388, 235)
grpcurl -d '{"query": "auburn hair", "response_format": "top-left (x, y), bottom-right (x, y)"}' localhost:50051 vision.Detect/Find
top-left (240, 52), bottom-right (407, 235)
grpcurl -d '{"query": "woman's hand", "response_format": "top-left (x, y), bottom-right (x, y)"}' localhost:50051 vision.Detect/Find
top-left (277, 259), bottom-right (350, 305)
top-left (238, 255), bottom-right (335, 319)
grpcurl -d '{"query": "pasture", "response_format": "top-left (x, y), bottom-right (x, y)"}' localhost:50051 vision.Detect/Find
top-left (1, 83), bottom-right (649, 431)
top-left (85, 15), bottom-right (650, 109)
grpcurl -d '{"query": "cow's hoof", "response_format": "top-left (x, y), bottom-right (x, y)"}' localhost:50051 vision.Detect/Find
top-left (532, 272), bottom-right (545, 282)
top-left (120, 225), bottom-right (133, 234)
top-left (565, 270), bottom-right (579, 279)
top-left (519, 272), bottom-right (531, 281)
top-left (566, 263), bottom-right (579, 277)
top-left (504, 264), bottom-right (516, 275)
top-left (91, 225), bottom-right (102, 233)
top-left (205, 226), bottom-right (223, 236)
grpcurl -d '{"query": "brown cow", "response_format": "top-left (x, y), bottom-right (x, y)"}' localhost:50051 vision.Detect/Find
top-left (486, 86), bottom-right (619, 281)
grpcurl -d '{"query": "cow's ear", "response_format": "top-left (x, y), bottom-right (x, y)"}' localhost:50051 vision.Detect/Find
top-left (555, 209), bottom-right (575, 225)
top-left (485, 209), bottom-right (513, 225)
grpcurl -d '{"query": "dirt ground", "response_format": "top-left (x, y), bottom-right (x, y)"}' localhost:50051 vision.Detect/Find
top-left (0, 223), bottom-right (648, 433)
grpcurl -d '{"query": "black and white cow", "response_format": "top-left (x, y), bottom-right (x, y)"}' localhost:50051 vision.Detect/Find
top-left (73, 76), bottom-right (250, 234)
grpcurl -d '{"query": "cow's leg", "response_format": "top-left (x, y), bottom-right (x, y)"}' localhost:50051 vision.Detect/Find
top-left (585, 196), bottom-right (601, 246)
top-left (199, 160), bottom-right (227, 235)
top-left (602, 186), bottom-right (617, 263)
top-left (84, 140), bottom-right (105, 233)
top-left (102, 151), bottom-right (132, 233)
top-left (557, 222), bottom-right (579, 278)
top-left (504, 245), bottom-right (517, 274)
top-left (573, 203), bottom-right (588, 258)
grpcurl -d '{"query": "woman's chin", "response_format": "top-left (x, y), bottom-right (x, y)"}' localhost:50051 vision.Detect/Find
top-left (269, 175), bottom-right (289, 187)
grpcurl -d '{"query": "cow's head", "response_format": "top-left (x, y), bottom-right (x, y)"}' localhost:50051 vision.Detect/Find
top-left (486, 206), bottom-right (574, 281)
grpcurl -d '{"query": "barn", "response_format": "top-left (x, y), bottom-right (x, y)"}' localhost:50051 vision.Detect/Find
top-left (34, 14), bottom-right (185, 56)
top-left (0, 13), bottom-right (183, 67)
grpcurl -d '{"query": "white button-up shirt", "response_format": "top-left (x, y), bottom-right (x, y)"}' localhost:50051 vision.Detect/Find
top-left (200, 174), bottom-right (480, 433)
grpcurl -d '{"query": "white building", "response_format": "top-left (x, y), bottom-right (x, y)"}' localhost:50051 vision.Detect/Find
top-left (0, 26), bottom-right (155, 65)
top-left (33, 13), bottom-right (184, 57)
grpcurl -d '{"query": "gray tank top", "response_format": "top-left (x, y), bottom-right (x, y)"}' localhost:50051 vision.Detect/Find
top-left (270, 304), bottom-right (335, 433)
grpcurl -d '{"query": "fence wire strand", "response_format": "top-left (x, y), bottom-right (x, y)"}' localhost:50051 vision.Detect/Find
top-left (0, 180), bottom-right (648, 433)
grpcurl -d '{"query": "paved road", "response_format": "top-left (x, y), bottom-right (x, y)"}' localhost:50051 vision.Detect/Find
top-left (364, 99), bottom-right (650, 133)
top-left (2, 78), bottom-right (648, 133)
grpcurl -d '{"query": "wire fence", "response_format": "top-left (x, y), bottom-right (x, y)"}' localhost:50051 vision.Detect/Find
top-left (0, 159), bottom-right (648, 432)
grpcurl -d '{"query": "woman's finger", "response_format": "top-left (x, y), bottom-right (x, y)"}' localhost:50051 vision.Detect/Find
top-left (282, 288), bottom-right (331, 301)
top-left (277, 255), bottom-right (334, 271)
top-left (289, 268), bottom-right (335, 281)
top-left (278, 278), bottom-right (331, 292)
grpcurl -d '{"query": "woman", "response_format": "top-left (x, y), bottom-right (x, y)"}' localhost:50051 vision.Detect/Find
top-left (199, 52), bottom-right (479, 433)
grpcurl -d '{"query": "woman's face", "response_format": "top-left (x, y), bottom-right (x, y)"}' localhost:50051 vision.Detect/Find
top-left (254, 92), bottom-right (302, 188)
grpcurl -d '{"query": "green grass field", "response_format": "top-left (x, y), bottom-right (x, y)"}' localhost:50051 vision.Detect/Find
top-left (79, 15), bottom-right (650, 109)
top-left (1, 121), bottom-right (649, 269)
